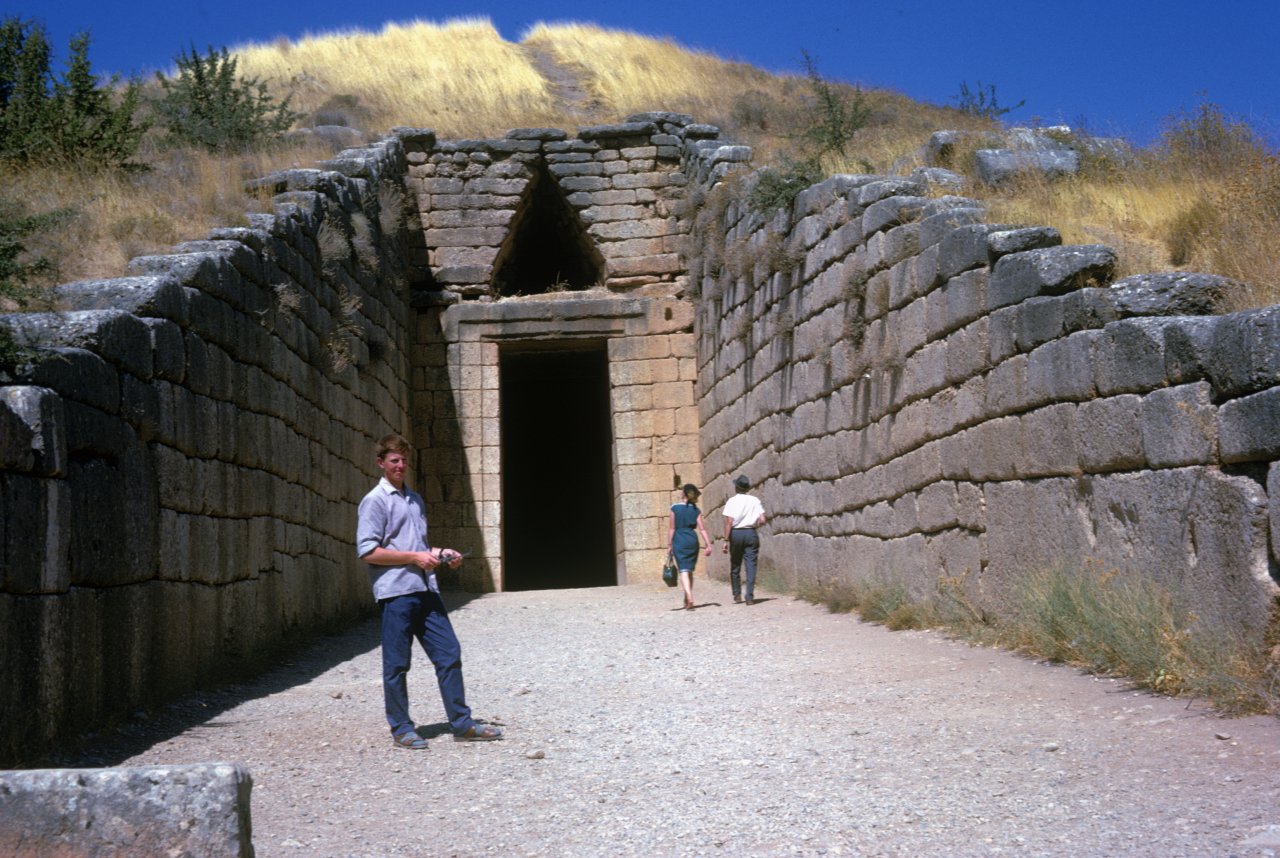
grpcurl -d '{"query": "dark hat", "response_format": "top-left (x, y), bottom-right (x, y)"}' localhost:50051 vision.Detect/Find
top-left (733, 474), bottom-right (751, 490)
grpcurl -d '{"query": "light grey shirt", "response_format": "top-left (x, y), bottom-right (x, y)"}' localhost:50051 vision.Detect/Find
top-left (356, 477), bottom-right (437, 600)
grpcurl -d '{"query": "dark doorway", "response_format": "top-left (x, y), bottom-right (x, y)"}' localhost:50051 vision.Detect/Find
top-left (500, 344), bottom-right (616, 590)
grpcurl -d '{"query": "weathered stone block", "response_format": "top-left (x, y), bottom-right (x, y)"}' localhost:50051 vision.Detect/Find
top-left (1018, 403), bottom-right (1079, 477)
top-left (1060, 288), bottom-right (1120, 332)
top-left (1109, 271), bottom-right (1235, 317)
top-left (1076, 394), bottom-right (1144, 472)
top-left (918, 206), bottom-right (985, 250)
top-left (965, 415), bottom-right (1022, 481)
top-left (987, 245), bottom-right (1116, 310)
top-left (1094, 318), bottom-right (1169, 395)
top-left (1025, 331), bottom-right (1098, 405)
top-left (987, 226), bottom-right (1061, 258)
top-left (1, 386), bottom-right (66, 476)
top-left (1218, 386), bottom-right (1280, 463)
top-left (1162, 316), bottom-right (1217, 385)
top-left (1, 472), bottom-right (70, 593)
top-left (1207, 305), bottom-right (1280, 398)
top-left (1141, 382), bottom-right (1217, 467)
top-left (5, 310), bottom-right (153, 380)
top-left (1014, 295), bottom-right (1064, 353)
top-left (938, 223), bottom-right (1005, 280)
top-left (0, 763), bottom-right (253, 857)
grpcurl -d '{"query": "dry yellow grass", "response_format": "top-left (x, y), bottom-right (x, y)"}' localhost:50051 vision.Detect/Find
top-left (5, 141), bottom-right (337, 292)
top-left (233, 18), bottom-right (560, 137)
top-left (522, 22), bottom-right (801, 133)
top-left (6, 19), bottom-right (1278, 307)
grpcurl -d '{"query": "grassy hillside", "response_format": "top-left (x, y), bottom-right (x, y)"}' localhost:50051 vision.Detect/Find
top-left (3, 18), bottom-right (1277, 307)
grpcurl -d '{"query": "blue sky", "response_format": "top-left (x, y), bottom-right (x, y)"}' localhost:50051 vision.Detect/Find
top-left (18, 1), bottom-right (1280, 147)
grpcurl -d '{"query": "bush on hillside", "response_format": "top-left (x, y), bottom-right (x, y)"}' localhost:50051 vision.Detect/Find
top-left (1159, 99), bottom-right (1264, 175)
top-left (796, 51), bottom-right (870, 160)
top-left (0, 18), bottom-right (146, 168)
top-left (152, 46), bottom-right (301, 151)
top-left (0, 197), bottom-right (71, 307)
top-left (953, 80), bottom-right (1024, 120)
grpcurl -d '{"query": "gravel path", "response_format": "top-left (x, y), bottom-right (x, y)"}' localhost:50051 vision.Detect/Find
top-left (56, 582), bottom-right (1280, 857)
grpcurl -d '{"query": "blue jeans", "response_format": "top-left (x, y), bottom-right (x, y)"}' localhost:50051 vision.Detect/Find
top-left (380, 591), bottom-right (474, 736)
top-left (728, 528), bottom-right (760, 600)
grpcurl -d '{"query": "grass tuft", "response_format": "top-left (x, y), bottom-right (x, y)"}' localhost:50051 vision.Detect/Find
top-left (794, 561), bottom-right (1279, 715)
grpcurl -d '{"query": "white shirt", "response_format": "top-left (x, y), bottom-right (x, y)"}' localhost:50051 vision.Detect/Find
top-left (723, 493), bottom-right (765, 529)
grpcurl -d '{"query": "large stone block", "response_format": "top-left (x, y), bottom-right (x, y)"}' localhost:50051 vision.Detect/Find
top-left (1207, 305), bottom-right (1280, 398)
top-left (53, 274), bottom-right (192, 326)
top-left (1, 386), bottom-right (66, 476)
top-left (1094, 318), bottom-right (1170, 395)
top-left (1076, 394), bottom-right (1144, 472)
top-left (1162, 316), bottom-right (1217, 385)
top-left (983, 477), bottom-right (1094, 603)
top-left (1017, 403), bottom-right (1079, 478)
top-left (965, 416), bottom-right (1023, 482)
top-left (0, 763), bottom-right (253, 857)
top-left (1, 473), bottom-right (71, 594)
top-left (1141, 382), bottom-right (1217, 467)
top-left (1025, 331), bottom-right (1098, 406)
top-left (6, 310), bottom-right (153, 381)
top-left (1109, 271), bottom-right (1235, 317)
top-left (1015, 295), bottom-right (1065, 352)
top-left (987, 245), bottom-right (1116, 310)
top-left (1086, 468), bottom-right (1275, 633)
top-left (938, 223), bottom-right (1005, 280)
top-left (1218, 386), bottom-right (1280, 463)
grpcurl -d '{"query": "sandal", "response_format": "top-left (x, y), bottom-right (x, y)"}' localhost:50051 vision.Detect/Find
top-left (393, 731), bottom-right (429, 750)
top-left (454, 724), bottom-right (503, 742)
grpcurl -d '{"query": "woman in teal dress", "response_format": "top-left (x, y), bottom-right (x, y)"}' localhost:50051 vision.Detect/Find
top-left (668, 483), bottom-right (713, 610)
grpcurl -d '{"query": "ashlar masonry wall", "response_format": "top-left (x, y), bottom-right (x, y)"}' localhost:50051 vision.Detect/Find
top-left (0, 139), bottom-right (416, 765)
top-left (692, 165), bottom-right (1280, 646)
top-left (400, 115), bottom-right (741, 587)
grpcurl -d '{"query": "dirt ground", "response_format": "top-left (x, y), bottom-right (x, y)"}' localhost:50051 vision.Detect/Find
top-left (48, 582), bottom-right (1280, 857)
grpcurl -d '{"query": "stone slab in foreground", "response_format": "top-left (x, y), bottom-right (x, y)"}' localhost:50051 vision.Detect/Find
top-left (0, 762), bottom-right (253, 857)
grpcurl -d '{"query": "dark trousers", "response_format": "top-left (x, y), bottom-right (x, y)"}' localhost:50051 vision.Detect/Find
top-left (728, 528), bottom-right (760, 599)
top-left (380, 590), bottom-right (473, 737)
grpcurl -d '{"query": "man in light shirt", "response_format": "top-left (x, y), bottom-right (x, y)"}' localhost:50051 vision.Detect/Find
top-left (721, 474), bottom-right (767, 605)
top-left (356, 433), bottom-right (502, 749)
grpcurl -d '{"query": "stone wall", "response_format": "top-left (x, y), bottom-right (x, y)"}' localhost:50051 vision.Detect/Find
top-left (401, 115), bottom-right (731, 587)
top-left (10, 105), bottom-right (1275, 768)
top-left (0, 139), bottom-right (415, 766)
top-left (692, 164), bottom-right (1280, 645)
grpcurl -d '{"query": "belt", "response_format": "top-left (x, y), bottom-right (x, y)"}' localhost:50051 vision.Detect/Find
top-left (731, 527), bottom-right (755, 531)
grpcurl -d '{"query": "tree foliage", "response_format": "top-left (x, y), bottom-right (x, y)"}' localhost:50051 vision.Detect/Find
top-left (152, 46), bottom-right (301, 151)
top-left (0, 17), bottom-right (146, 167)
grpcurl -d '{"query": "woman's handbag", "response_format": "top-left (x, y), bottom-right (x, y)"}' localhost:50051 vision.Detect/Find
top-left (662, 553), bottom-right (678, 587)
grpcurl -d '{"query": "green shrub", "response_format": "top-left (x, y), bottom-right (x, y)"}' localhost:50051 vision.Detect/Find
top-left (0, 197), bottom-right (71, 306)
top-left (747, 157), bottom-right (822, 214)
top-left (0, 18), bottom-right (146, 167)
top-left (796, 51), bottom-right (870, 160)
top-left (153, 46), bottom-right (301, 151)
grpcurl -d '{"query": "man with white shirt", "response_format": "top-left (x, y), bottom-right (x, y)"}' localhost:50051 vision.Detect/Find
top-left (356, 433), bottom-right (502, 749)
top-left (721, 474), bottom-right (767, 605)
